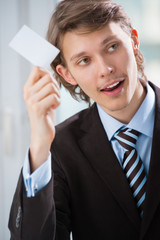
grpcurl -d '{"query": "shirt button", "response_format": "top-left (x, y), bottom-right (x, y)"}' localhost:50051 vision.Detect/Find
top-left (35, 184), bottom-right (38, 191)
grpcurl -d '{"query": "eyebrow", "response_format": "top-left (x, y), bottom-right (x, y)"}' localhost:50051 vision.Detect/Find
top-left (70, 35), bottom-right (117, 62)
top-left (101, 35), bottom-right (117, 46)
top-left (70, 51), bottom-right (88, 62)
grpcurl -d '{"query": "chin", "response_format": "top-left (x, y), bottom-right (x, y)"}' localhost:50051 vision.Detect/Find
top-left (107, 101), bottom-right (131, 113)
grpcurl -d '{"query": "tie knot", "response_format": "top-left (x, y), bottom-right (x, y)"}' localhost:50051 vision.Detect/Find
top-left (114, 128), bottom-right (139, 151)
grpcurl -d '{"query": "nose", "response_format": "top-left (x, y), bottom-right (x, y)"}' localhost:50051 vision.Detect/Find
top-left (97, 57), bottom-right (115, 78)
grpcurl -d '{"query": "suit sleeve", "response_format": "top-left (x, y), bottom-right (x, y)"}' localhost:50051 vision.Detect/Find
top-left (8, 152), bottom-right (72, 240)
top-left (8, 170), bottom-right (56, 240)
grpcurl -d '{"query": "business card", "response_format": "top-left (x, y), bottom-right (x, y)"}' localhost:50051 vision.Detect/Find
top-left (9, 25), bottom-right (60, 72)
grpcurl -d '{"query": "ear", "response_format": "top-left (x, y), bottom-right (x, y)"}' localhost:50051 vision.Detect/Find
top-left (56, 64), bottom-right (78, 86)
top-left (131, 29), bottom-right (139, 54)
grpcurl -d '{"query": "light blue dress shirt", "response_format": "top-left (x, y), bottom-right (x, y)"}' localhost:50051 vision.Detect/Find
top-left (23, 83), bottom-right (155, 197)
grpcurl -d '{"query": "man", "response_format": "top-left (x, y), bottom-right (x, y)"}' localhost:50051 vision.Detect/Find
top-left (9, 0), bottom-right (160, 239)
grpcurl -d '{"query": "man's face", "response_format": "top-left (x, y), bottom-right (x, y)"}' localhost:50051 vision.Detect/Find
top-left (57, 21), bottom-right (144, 121)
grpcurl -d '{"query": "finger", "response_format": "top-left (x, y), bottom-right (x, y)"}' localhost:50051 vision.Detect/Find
top-left (30, 73), bottom-right (60, 97)
top-left (38, 67), bottom-right (60, 89)
top-left (33, 93), bottom-right (60, 116)
top-left (24, 66), bottom-right (59, 102)
top-left (31, 82), bottom-right (60, 103)
top-left (27, 67), bottom-right (45, 86)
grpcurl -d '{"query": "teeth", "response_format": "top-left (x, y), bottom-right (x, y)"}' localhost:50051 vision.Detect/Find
top-left (107, 82), bottom-right (119, 89)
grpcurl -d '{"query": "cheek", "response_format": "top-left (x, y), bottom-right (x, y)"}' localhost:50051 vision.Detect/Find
top-left (123, 48), bottom-right (137, 74)
top-left (69, 66), bottom-right (96, 89)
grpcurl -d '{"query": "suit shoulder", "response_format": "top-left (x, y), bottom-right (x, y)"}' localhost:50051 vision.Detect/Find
top-left (55, 106), bottom-right (89, 136)
top-left (53, 103), bottom-right (97, 143)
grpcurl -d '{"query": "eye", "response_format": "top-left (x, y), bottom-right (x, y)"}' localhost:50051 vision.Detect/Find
top-left (77, 57), bottom-right (90, 66)
top-left (108, 43), bottom-right (118, 52)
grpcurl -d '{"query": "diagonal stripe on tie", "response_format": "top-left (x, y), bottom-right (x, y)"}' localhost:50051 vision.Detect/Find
top-left (114, 128), bottom-right (147, 217)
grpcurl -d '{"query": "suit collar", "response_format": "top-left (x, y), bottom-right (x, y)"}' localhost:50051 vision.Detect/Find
top-left (79, 103), bottom-right (141, 228)
top-left (140, 82), bottom-right (160, 239)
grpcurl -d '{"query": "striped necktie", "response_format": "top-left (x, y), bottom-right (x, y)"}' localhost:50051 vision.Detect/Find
top-left (114, 128), bottom-right (147, 217)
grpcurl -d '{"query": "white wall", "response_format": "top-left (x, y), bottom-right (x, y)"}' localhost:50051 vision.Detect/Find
top-left (0, 0), bottom-right (55, 239)
top-left (1, 1), bottom-right (24, 238)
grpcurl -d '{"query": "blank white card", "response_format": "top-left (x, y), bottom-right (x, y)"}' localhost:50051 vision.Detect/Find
top-left (9, 25), bottom-right (60, 71)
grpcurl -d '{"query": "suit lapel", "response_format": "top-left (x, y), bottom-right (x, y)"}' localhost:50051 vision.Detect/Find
top-left (78, 103), bottom-right (140, 228)
top-left (140, 83), bottom-right (160, 238)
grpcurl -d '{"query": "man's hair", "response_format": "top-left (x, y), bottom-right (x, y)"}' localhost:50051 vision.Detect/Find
top-left (47, 0), bottom-right (147, 104)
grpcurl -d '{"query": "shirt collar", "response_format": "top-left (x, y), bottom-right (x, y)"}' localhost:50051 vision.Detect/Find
top-left (97, 83), bottom-right (155, 141)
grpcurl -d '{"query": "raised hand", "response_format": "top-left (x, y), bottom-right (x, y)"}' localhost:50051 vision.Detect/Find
top-left (24, 66), bottom-right (60, 172)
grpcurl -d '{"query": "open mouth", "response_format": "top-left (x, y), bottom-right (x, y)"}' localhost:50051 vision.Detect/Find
top-left (101, 81), bottom-right (122, 92)
top-left (100, 79), bottom-right (125, 96)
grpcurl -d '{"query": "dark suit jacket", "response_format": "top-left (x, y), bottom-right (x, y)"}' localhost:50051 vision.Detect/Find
top-left (9, 82), bottom-right (160, 240)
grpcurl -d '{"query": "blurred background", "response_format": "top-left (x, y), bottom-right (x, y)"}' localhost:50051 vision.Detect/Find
top-left (0, 0), bottom-right (160, 239)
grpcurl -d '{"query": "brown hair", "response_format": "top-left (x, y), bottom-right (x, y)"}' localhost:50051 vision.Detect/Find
top-left (47, 0), bottom-right (147, 104)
